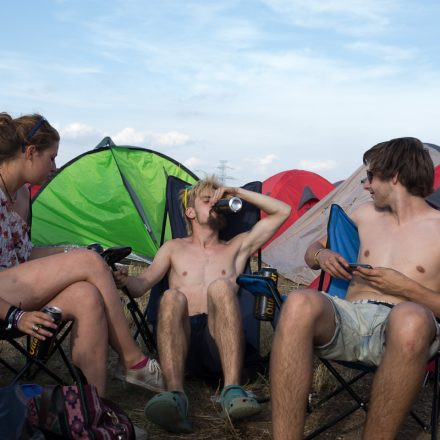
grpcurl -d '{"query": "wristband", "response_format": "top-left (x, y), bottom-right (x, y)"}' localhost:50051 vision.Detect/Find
top-left (13, 310), bottom-right (26, 329)
top-left (313, 248), bottom-right (326, 267)
top-left (4, 306), bottom-right (24, 330)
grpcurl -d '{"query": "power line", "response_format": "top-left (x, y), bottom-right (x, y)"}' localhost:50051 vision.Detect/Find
top-left (215, 160), bottom-right (236, 184)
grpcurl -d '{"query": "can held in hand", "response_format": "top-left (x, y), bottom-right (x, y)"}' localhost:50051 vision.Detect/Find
top-left (213, 197), bottom-right (242, 213)
top-left (29, 306), bottom-right (62, 361)
top-left (253, 267), bottom-right (278, 321)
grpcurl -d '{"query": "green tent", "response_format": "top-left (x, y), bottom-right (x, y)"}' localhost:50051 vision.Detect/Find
top-left (31, 137), bottom-right (198, 261)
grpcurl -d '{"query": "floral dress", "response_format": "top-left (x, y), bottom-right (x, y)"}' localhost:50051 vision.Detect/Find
top-left (0, 188), bottom-right (33, 270)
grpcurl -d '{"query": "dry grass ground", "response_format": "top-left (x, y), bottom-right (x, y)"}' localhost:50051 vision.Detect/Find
top-left (0, 260), bottom-right (437, 439)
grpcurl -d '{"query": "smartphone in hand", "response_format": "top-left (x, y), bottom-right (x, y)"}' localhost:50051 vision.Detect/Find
top-left (348, 263), bottom-right (373, 271)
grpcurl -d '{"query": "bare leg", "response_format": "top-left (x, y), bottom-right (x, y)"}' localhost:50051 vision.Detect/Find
top-left (271, 290), bottom-right (336, 440)
top-left (207, 279), bottom-right (244, 385)
top-left (47, 281), bottom-right (109, 395)
top-left (0, 250), bottom-right (144, 368)
top-left (363, 303), bottom-right (435, 440)
top-left (157, 289), bottom-right (191, 391)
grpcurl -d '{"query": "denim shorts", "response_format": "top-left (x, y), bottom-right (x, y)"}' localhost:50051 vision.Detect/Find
top-left (314, 293), bottom-right (440, 367)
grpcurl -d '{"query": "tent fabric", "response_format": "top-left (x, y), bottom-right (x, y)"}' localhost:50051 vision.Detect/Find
top-left (263, 143), bottom-right (440, 286)
top-left (261, 170), bottom-right (334, 248)
top-left (31, 140), bottom-right (198, 261)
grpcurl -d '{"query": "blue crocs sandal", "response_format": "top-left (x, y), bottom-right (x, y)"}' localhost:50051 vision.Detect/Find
top-left (220, 385), bottom-right (261, 420)
top-left (144, 391), bottom-right (192, 433)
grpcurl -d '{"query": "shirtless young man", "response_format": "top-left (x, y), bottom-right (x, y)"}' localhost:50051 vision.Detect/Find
top-left (270, 137), bottom-right (440, 440)
top-left (114, 176), bottom-right (290, 432)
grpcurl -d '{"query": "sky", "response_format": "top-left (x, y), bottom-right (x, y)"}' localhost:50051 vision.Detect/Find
top-left (1, 0), bottom-right (440, 185)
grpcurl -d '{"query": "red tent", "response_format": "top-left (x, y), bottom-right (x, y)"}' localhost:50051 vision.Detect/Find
top-left (262, 169), bottom-right (334, 248)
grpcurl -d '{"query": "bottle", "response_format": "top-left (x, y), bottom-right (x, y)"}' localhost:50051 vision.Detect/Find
top-left (213, 197), bottom-right (242, 213)
top-left (253, 268), bottom-right (278, 321)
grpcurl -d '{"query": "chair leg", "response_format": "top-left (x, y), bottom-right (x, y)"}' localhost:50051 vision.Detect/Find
top-left (125, 293), bottom-right (157, 356)
top-left (304, 359), bottom-right (370, 438)
top-left (25, 321), bottom-right (76, 383)
top-left (8, 339), bottom-right (67, 384)
top-left (432, 355), bottom-right (440, 440)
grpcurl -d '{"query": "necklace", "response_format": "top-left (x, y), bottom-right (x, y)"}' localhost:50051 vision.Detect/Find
top-left (0, 171), bottom-right (16, 203)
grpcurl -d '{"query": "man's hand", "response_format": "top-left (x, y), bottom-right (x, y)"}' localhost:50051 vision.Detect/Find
top-left (112, 264), bottom-right (129, 289)
top-left (18, 311), bottom-right (58, 340)
top-left (317, 249), bottom-right (352, 280)
top-left (211, 187), bottom-right (239, 206)
top-left (353, 266), bottom-right (411, 296)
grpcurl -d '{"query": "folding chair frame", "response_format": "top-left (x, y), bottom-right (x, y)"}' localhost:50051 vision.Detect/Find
top-left (0, 320), bottom-right (77, 385)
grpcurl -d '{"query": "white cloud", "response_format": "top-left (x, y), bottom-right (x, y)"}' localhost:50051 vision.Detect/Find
top-left (59, 122), bottom-right (103, 140)
top-left (298, 160), bottom-right (337, 172)
top-left (184, 157), bottom-right (204, 169)
top-left (154, 131), bottom-right (191, 148)
top-left (242, 154), bottom-right (279, 176)
top-left (258, 154), bottom-right (278, 166)
top-left (112, 128), bottom-right (191, 148)
top-left (346, 41), bottom-right (417, 62)
top-left (260, 0), bottom-right (393, 35)
top-left (112, 127), bottom-right (147, 145)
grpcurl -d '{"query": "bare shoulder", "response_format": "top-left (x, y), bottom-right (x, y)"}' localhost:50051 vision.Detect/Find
top-left (420, 204), bottom-right (440, 230)
top-left (349, 202), bottom-right (378, 225)
top-left (160, 238), bottom-right (186, 252)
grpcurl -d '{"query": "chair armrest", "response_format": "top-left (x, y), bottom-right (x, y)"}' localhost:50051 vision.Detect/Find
top-left (236, 274), bottom-right (284, 309)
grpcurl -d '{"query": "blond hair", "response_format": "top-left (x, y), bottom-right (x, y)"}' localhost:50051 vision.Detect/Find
top-left (179, 175), bottom-right (222, 234)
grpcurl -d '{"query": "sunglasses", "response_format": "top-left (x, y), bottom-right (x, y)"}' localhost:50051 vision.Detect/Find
top-left (361, 170), bottom-right (374, 185)
top-left (21, 116), bottom-right (47, 152)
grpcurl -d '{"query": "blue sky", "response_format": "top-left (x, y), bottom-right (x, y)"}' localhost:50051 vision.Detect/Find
top-left (1, 0), bottom-right (440, 185)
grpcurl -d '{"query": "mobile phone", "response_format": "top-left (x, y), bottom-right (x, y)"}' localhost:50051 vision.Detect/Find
top-left (348, 263), bottom-right (373, 271)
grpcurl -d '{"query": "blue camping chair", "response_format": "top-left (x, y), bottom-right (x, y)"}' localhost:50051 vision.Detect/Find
top-left (237, 203), bottom-right (440, 439)
top-left (125, 176), bottom-right (265, 378)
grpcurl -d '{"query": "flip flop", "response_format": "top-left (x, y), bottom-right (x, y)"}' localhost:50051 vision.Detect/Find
top-left (220, 385), bottom-right (261, 420)
top-left (144, 391), bottom-right (192, 433)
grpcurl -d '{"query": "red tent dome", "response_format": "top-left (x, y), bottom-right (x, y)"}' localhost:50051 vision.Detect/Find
top-left (262, 169), bottom-right (335, 248)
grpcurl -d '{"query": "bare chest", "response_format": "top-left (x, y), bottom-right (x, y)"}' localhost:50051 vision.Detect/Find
top-left (169, 245), bottom-right (238, 288)
top-left (358, 222), bottom-right (440, 286)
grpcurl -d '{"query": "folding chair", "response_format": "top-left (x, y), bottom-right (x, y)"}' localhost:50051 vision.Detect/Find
top-left (0, 319), bottom-right (77, 386)
top-left (125, 176), bottom-right (265, 375)
top-left (237, 203), bottom-right (440, 439)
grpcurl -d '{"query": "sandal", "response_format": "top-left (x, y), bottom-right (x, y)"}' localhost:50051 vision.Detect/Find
top-left (220, 385), bottom-right (261, 420)
top-left (144, 390), bottom-right (192, 433)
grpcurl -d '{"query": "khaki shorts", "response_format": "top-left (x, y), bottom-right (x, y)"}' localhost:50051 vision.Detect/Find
top-left (314, 293), bottom-right (440, 367)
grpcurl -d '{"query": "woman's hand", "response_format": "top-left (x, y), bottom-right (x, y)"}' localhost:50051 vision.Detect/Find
top-left (17, 311), bottom-right (58, 340)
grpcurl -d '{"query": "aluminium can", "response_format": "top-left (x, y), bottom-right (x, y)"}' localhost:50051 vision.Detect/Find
top-left (29, 306), bottom-right (62, 361)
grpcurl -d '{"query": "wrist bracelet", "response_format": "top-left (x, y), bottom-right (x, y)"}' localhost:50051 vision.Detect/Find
top-left (14, 310), bottom-right (26, 328)
top-left (313, 248), bottom-right (326, 266)
top-left (4, 306), bottom-right (24, 330)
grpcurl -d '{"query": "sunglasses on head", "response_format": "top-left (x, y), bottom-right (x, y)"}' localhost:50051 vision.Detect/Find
top-left (21, 116), bottom-right (47, 152)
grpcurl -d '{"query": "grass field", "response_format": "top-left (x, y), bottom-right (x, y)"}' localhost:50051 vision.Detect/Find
top-left (0, 261), bottom-right (436, 439)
